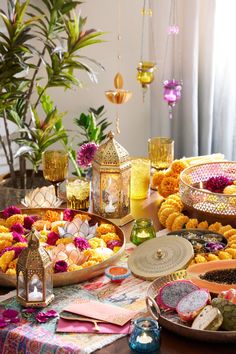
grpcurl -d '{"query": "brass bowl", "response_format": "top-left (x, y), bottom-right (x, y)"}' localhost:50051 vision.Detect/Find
top-left (179, 161), bottom-right (236, 227)
top-left (146, 271), bottom-right (236, 342)
top-left (0, 208), bottom-right (125, 288)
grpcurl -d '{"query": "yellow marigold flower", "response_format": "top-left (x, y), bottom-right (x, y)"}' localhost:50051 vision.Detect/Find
top-left (89, 237), bottom-right (106, 249)
top-left (44, 210), bottom-right (60, 222)
top-left (228, 235), bottom-right (236, 244)
top-left (186, 219), bottom-right (198, 229)
top-left (161, 199), bottom-right (184, 212)
top-left (224, 229), bottom-right (236, 239)
top-left (0, 225), bottom-right (9, 233)
top-left (8, 258), bottom-right (18, 269)
top-left (218, 225), bottom-right (232, 235)
top-left (13, 242), bottom-right (27, 248)
top-left (5, 214), bottom-right (25, 228)
top-left (83, 248), bottom-right (97, 259)
top-left (218, 251), bottom-right (232, 260)
top-left (0, 233), bottom-right (13, 242)
top-left (100, 232), bottom-right (120, 243)
top-left (152, 170), bottom-right (167, 188)
top-left (33, 220), bottom-right (51, 231)
top-left (82, 260), bottom-right (99, 268)
top-left (96, 223), bottom-right (116, 235)
top-left (195, 254), bottom-right (207, 263)
top-left (68, 264), bottom-right (83, 271)
top-left (171, 214), bottom-right (189, 231)
top-left (0, 240), bottom-right (12, 251)
top-left (207, 254), bottom-right (219, 261)
top-left (223, 185), bottom-right (236, 194)
top-left (158, 207), bottom-right (179, 226)
top-left (166, 212), bottom-right (181, 230)
top-left (74, 214), bottom-right (91, 222)
top-left (197, 221), bottom-right (209, 229)
top-left (0, 250), bottom-right (15, 272)
top-left (171, 159), bottom-right (188, 174)
top-left (225, 248), bottom-right (236, 258)
top-left (159, 177), bottom-right (179, 198)
top-left (229, 243), bottom-right (236, 249)
top-left (56, 238), bottom-right (73, 245)
top-left (208, 222), bottom-right (222, 232)
top-left (165, 170), bottom-right (180, 180)
top-left (5, 268), bottom-right (16, 275)
top-left (166, 193), bottom-right (181, 202)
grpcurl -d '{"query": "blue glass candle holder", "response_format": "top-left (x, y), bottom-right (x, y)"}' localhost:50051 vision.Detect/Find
top-left (129, 317), bottom-right (161, 353)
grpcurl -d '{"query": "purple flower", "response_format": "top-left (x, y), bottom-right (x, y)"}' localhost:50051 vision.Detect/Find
top-left (77, 142), bottom-right (98, 168)
top-left (0, 246), bottom-right (26, 258)
top-left (3, 309), bottom-right (20, 323)
top-left (10, 223), bottom-right (24, 235)
top-left (54, 260), bottom-right (68, 273)
top-left (22, 308), bottom-right (37, 314)
top-left (0, 318), bottom-right (7, 328)
top-left (205, 176), bottom-right (233, 193)
top-left (2, 206), bottom-right (21, 218)
top-left (63, 209), bottom-right (75, 222)
top-left (12, 232), bottom-right (27, 243)
top-left (106, 240), bottom-right (123, 250)
top-left (47, 232), bottom-right (60, 246)
top-left (35, 310), bottom-right (58, 323)
top-left (24, 216), bottom-right (37, 230)
top-left (74, 237), bottom-right (91, 251)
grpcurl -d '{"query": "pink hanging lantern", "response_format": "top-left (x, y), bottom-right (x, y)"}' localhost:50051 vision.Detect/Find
top-left (163, 79), bottom-right (182, 119)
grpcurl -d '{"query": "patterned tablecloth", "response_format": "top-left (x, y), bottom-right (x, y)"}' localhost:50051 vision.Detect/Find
top-left (0, 243), bottom-right (150, 354)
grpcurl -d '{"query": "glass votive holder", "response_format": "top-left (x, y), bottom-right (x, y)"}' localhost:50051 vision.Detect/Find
top-left (148, 137), bottom-right (174, 171)
top-left (129, 317), bottom-right (161, 353)
top-left (131, 158), bottom-right (150, 200)
top-left (66, 177), bottom-right (90, 211)
top-left (130, 218), bottom-right (156, 246)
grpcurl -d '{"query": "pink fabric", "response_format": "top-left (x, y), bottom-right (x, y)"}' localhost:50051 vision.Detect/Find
top-left (56, 318), bottom-right (132, 334)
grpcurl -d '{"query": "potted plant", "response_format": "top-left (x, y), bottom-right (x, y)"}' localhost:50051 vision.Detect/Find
top-left (0, 0), bottom-right (104, 207)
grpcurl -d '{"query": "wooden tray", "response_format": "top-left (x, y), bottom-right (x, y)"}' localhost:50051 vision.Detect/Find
top-left (0, 208), bottom-right (125, 288)
top-left (146, 270), bottom-right (236, 342)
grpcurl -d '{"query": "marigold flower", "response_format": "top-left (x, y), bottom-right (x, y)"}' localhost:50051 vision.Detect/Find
top-left (159, 177), bottom-right (179, 198)
top-left (74, 237), bottom-right (91, 251)
top-left (165, 212), bottom-right (181, 230)
top-left (194, 254), bottom-right (207, 263)
top-left (106, 240), bottom-right (123, 250)
top-left (68, 264), bottom-right (83, 271)
top-left (225, 248), bottom-right (236, 258)
top-left (47, 232), bottom-right (60, 246)
top-left (44, 210), bottom-right (60, 222)
top-left (152, 170), bottom-right (167, 188)
top-left (33, 220), bottom-right (51, 231)
top-left (186, 219), bottom-right (198, 229)
top-left (206, 254), bottom-right (219, 261)
top-left (12, 232), bottom-right (27, 243)
top-left (63, 209), bottom-right (76, 222)
top-left (171, 214), bottom-right (189, 231)
top-left (158, 207), bottom-right (179, 226)
top-left (96, 223), bottom-right (116, 235)
top-left (218, 251), bottom-right (232, 260)
top-left (218, 225), bottom-right (232, 235)
top-left (0, 240), bottom-right (12, 252)
top-left (170, 160), bottom-right (188, 174)
top-left (197, 221), bottom-right (209, 230)
top-left (0, 250), bottom-right (15, 272)
top-left (88, 237), bottom-right (106, 249)
top-left (5, 214), bottom-right (25, 228)
top-left (74, 214), bottom-right (91, 222)
top-left (100, 232), bottom-right (120, 243)
top-left (24, 216), bottom-right (37, 230)
top-left (208, 222), bottom-right (222, 232)
top-left (56, 238), bottom-right (73, 246)
top-left (0, 226), bottom-right (9, 233)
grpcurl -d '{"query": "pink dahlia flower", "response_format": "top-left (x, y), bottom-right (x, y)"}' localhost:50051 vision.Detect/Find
top-left (77, 142), bottom-right (98, 168)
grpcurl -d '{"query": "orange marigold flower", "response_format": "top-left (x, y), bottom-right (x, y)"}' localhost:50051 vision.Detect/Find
top-left (44, 210), bottom-right (61, 222)
top-left (5, 214), bottom-right (25, 228)
top-left (158, 207), bottom-right (179, 226)
top-left (186, 219), bottom-right (198, 229)
top-left (0, 225), bottom-right (10, 233)
top-left (197, 221), bottom-right (209, 229)
top-left (166, 212), bottom-right (181, 230)
top-left (0, 250), bottom-right (15, 272)
top-left (171, 159), bottom-right (188, 174)
top-left (208, 222), bottom-right (222, 232)
top-left (74, 214), bottom-right (91, 222)
top-left (218, 225), bottom-right (232, 235)
top-left (56, 238), bottom-right (73, 245)
top-left (152, 170), bottom-right (167, 187)
top-left (33, 220), bottom-right (51, 231)
top-left (100, 232), bottom-right (120, 243)
top-left (96, 223), bottom-right (116, 235)
top-left (171, 214), bottom-right (189, 231)
top-left (0, 240), bottom-right (12, 252)
top-left (159, 177), bottom-right (179, 198)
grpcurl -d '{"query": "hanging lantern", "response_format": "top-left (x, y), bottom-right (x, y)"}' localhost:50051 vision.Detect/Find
top-left (137, 0), bottom-right (156, 100)
top-left (163, 0), bottom-right (183, 119)
top-left (92, 132), bottom-right (131, 223)
top-left (16, 229), bottom-right (54, 307)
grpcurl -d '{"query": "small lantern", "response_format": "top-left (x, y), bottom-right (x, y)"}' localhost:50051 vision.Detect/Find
top-left (92, 132), bottom-right (131, 222)
top-left (16, 229), bottom-right (54, 307)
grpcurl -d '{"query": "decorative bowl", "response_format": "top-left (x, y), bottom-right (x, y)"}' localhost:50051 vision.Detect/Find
top-left (0, 208), bottom-right (125, 288)
top-left (179, 161), bottom-right (236, 226)
top-left (146, 269), bottom-right (236, 342)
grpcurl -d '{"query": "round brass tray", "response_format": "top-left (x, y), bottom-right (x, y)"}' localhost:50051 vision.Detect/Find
top-left (146, 271), bottom-right (236, 342)
top-left (0, 208), bottom-right (125, 288)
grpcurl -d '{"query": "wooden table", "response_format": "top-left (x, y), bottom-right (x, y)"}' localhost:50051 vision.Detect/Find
top-left (1, 192), bottom-right (235, 353)
top-left (95, 192), bottom-right (235, 354)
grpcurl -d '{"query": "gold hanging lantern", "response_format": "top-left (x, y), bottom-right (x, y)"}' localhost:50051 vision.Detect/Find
top-left (92, 131), bottom-right (132, 225)
top-left (137, 61), bottom-right (156, 88)
top-left (16, 229), bottom-right (54, 307)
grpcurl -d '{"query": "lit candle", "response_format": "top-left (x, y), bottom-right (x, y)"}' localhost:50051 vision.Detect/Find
top-left (199, 181), bottom-right (203, 189)
top-left (136, 332), bottom-right (153, 344)
top-left (60, 212), bottom-right (64, 221)
top-left (43, 224), bottom-right (47, 232)
top-left (28, 286), bottom-right (43, 301)
top-left (137, 230), bottom-right (150, 239)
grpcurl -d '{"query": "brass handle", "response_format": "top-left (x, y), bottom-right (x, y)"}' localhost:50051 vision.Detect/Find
top-left (146, 295), bottom-right (160, 321)
top-left (156, 249), bottom-right (164, 259)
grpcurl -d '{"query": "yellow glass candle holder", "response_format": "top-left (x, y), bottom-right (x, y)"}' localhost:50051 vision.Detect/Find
top-left (148, 137), bottom-right (174, 170)
top-left (66, 177), bottom-right (90, 211)
top-left (131, 158), bottom-right (150, 200)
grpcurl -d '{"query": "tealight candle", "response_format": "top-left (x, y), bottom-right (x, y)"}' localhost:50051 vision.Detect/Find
top-left (130, 218), bottom-right (156, 245)
top-left (129, 317), bottom-right (161, 353)
top-left (28, 286), bottom-right (43, 302)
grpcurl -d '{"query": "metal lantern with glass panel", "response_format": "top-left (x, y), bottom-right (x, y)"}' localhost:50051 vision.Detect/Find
top-left (92, 132), bottom-right (132, 224)
top-left (16, 229), bottom-right (54, 307)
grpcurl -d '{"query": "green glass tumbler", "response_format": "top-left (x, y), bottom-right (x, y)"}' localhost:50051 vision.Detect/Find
top-left (130, 218), bottom-right (156, 246)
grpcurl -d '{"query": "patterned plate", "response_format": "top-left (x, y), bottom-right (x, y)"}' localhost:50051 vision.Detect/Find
top-left (128, 236), bottom-right (194, 280)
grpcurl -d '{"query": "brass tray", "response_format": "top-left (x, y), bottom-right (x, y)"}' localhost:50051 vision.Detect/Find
top-left (146, 271), bottom-right (236, 342)
top-left (0, 208), bottom-right (125, 288)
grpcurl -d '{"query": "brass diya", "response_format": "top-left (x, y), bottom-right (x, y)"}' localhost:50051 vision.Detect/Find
top-left (105, 73), bottom-right (132, 104)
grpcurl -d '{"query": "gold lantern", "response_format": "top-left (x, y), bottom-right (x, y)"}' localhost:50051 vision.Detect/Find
top-left (16, 229), bottom-right (54, 307)
top-left (92, 132), bottom-right (132, 225)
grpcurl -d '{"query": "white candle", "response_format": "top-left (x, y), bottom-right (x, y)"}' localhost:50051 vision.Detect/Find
top-left (28, 286), bottom-right (43, 301)
top-left (60, 212), bottom-right (64, 220)
top-left (137, 230), bottom-right (150, 239)
top-left (199, 181), bottom-right (203, 189)
top-left (43, 224), bottom-right (47, 232)
top-left (136, 333), bottom-right (153, 344)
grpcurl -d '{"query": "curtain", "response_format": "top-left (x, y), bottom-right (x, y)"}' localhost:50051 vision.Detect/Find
top-left (150, 0), bottom-right (236, 159)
